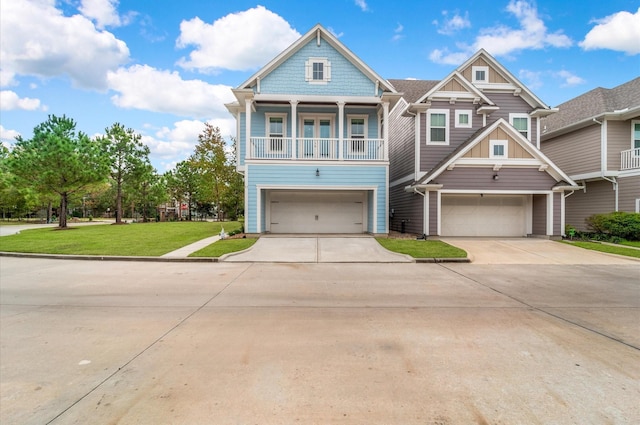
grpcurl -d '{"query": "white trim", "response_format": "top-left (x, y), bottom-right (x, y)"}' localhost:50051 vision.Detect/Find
top-left (636, 199), bottom-right (640, 213)
top-left (415, 111), bottom-right (421, 180)
top-left (547, 193), bottom-right (554, 236)
top-left (245, 159), bottom-right (388, 166)
top-left (489, 140), bottom-right (508, 159)
top-left (426, 109), bottom-right (450, 145)
top-left (347, 114), bottom-right (368, 156)
top-left (437, 191), bottom-right (442, 236)
top-left (632, 120), bottom-right (640, 150)
top-left (455, 109), bottom-right (472, 128)
top-left (390, 173), bottom-right (415, 188)
top-left (253, 94), bottom-right (383, 104)
top-left (601, 119), bottom-right (607, 172)
top-left (305, 57), bottom-right (331, 84)
top-left (509, 113), bottom-right (531, 141)
top-left (265, 113), bottom-right (288, 154)
top-left (384, 167), bottom-right (389, 233)
top-left (472, 66), bottom-right (489, 83)
top-left (424, 191), bottom-right (429, 236)
top-left (561, 192), bottom-right (566, 236)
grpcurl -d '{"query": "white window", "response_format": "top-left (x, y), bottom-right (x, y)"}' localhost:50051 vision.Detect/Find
top-left (305, 57), bottom-right (331, 84)
top-left (490, 140), bottom-right (508, 158)
top-left (632, 120), bottom-right (640, 150)
top-left (510, 113), bottom-right (530, 140)
top-left (472, 66), bottom-right (489, 83)
top-left (266, 113), bottom-right (286, 152)
top-left (427, 109), bottom-right (449, 145)
top-left (455, 110), bottom-right (472, 128)
top-left (300, 114), bottom-right (334, 157)
top-left (348, 115), bottom-right (367, 154)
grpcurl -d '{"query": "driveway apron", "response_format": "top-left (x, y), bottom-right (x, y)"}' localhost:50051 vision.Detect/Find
top-left (222, 236), bottom-right (413, 263)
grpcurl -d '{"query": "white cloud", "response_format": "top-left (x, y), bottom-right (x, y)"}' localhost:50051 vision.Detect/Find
top-left (580, 8), bottom-right (640, 55)
top-left (107, 65), bottom-right (235, 118)
top-left (176, 6), bottom-right (300, 73)
top-left (519, 69), bottom-right (543, 89)
top-left (355, 0), bottom-right (368, 12)
top-left (555, 70), bottom-right (586, 87)
top-left (0, 90), bottom-right (46, 111)
top-left (430, 0), bottom-right (572, 64)
top-left (79, 0), bottom-right (132, 29)
top-left (392, 23), bottom-right (404, 42)
top-left (141, 118), bottom-right (236, 171)
top-left (0, 0), bottom-right (130, 89)
top-left (0, 125), bottom-right (21, 147)
top-left (327, 27), bottom-right (344, 38)
top-left (434, 11), bottom-right (471, 35)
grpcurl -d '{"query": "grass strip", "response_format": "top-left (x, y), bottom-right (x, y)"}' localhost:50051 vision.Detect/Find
top-left (562, 241), bottom-right (640, 258)
top-left (189, 238), bottom-right (257, 257)
top-left (0, 221), bottom-right (241, 256)
top-left (376, 238), bottom-right (467, 258)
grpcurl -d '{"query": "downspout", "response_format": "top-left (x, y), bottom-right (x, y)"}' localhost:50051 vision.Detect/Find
top-left (601, 175), bottom-right (619, 211)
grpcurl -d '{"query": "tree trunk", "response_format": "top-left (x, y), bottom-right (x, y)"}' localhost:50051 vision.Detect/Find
top-left (59, 193), bottom-right (68, 228)
top-left (47, 200), bottom-right (52, 223)
top-left (116, 180), bottom-right (123, 224)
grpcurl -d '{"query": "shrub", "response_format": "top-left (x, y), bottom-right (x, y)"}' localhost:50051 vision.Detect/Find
top-left (585, 212), bottom-right (640, 241)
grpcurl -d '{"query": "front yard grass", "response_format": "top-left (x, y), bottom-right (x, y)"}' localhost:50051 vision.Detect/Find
top-left (0, 221), bottom-right (241, 256)
top-left (189, 238), bottom-right (257, 257)
top-left (376, 238), bottom-right (467, 258)
top-left (562, 241), bottom-right (640, 258)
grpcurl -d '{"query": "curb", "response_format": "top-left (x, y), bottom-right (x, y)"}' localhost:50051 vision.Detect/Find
top-left (415, 257), bottom-right (471, 263)
top-left (0, 252), bottom-right (218, 262)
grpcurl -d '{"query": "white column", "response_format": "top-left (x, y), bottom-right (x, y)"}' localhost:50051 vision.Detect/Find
top-left (245, 99), bottom-right (252, 159)
top-left (382, 101), bottom-right (389, 161)
top-left (337, 101), bottom-right (345, 160)
top-left (290, 100), bottom-right (298, 159)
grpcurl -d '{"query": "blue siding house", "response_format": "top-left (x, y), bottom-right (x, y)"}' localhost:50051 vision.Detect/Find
top-left (226, 25), bottom-right (400, 234)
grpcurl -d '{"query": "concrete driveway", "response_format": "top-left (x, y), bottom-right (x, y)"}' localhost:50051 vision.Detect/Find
top-left (440, 237), bottom-right (640, 265)
top-left (1, 257), bottom-right (639, 424)
top-left (223, 235), bottom-right (413, 263)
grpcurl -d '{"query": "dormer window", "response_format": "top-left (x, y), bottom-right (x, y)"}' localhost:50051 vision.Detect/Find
top-left (306, 58), bottom-right (331, 84)
top-left (490, 140), bottom-right (508, 158)
top-left (472, 66), bottom-right (489, 83)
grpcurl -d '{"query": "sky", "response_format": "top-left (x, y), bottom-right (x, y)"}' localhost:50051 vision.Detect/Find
top-left (1, 0), bottom-right (639, 172)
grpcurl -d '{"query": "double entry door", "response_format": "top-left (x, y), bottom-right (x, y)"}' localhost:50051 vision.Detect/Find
top-left (301, 117), bottom-right (333, 158)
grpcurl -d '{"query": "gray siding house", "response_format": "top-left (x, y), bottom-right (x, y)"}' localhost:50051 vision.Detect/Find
top-left (540, 78), bottom-right (640, 231)
top-left (388, 49), bottom-right (579, 237)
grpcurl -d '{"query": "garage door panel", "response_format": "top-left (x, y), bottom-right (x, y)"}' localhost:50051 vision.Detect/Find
top-left (270, 191), bottom-right (365, 233)
top-left (442, 195), bottom-right (526, 237)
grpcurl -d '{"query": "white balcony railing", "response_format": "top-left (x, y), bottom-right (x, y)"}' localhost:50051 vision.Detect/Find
top-left (249, 137), bottom-right (385, 161)
top-left (621, 148), bottom-right (640, 170)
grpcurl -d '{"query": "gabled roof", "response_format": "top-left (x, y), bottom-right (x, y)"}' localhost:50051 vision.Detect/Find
top-left (457, 49), bottom-right (551, 110)
top-left (541, 77), bottom-right (640, 137)
top-left (414, 71), bottom-right (494, 105)
top-left (236, 24), bottom-right (396, 93)
top-left (413, 118), bottom-right (577, 186)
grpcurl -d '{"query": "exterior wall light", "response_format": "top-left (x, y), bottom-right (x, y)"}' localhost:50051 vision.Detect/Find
top-left (316, 168), bottom-right (320, 177)
top-left (493, 174), bottom-right (499, 180)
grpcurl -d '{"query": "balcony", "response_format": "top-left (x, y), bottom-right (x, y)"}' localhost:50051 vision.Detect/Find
top-left (249, 137), bottom-right (386, 161)
top-left (621, 148), bottom-right (640, 170)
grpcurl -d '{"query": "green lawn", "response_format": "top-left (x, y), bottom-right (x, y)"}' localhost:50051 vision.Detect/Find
top-left (376, 238), bottom-right (467, 258)
top-left (619, 240), bottom-right (640, 248)
top-left (562, 241), bottom-right (640, 258)
top-left (0, 221), bottom-right (241, 256)
top-left (189, 238), bottom-right (257, 257)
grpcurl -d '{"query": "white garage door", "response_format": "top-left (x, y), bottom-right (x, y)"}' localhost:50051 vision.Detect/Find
top-left (269, 190), bottom-right (365, 233)
top-left (441, 195), bottom-right (526, 237)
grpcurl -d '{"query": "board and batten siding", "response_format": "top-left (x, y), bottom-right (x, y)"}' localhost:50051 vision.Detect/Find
top-left (541, 125), bottom-right (601, 176)
top-left (619, 175), bottom-right (640, 213)
top-left (435, 167), bottom-right (557, 190)
top-left (245, 163), bottom-right (387, 233)
top-left (565, 179), bottom-right (615, 231)
top-left (607, 119), bottom-right (635, 171)
top-left (460, 58), bottom-right (509, 84)
top-left (258, 37), bottom-right (377, 97)
top-left (389, 182), bottom-right (423, 234)
top-left (389, 99), bottom-right (416, 181)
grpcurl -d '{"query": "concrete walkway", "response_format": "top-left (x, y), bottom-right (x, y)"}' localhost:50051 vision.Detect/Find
top-left (161, 235), bottom-right (220, 258)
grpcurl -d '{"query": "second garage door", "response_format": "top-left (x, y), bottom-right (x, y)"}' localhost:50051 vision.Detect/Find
top-left (269, 190), bottom-right (365, 233)
top-left (441, 195), bottom-right (527, 237)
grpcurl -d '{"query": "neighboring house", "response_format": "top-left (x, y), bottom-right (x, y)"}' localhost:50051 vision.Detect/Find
top-left (540, 78), bottom-right (640, 231)
top-left (225, 25), bottom-right (400, 235)
top-left (388, 49), bottom-right (580, 238)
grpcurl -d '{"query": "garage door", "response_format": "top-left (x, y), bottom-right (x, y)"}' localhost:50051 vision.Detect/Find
top-left (441, 195), bottom-right (526, 237)
top-left (269, 190), bottom-right (365, 233)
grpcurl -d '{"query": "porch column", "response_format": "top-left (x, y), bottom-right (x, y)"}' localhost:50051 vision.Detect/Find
top-left (245, 99), bottom-right (252, 159)
top-left (382, 101), bottom-right (389, 161)
top-left (290, 100), bottom-right (298, 159)
top-left (337, 101), bottom-right (345, 160)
